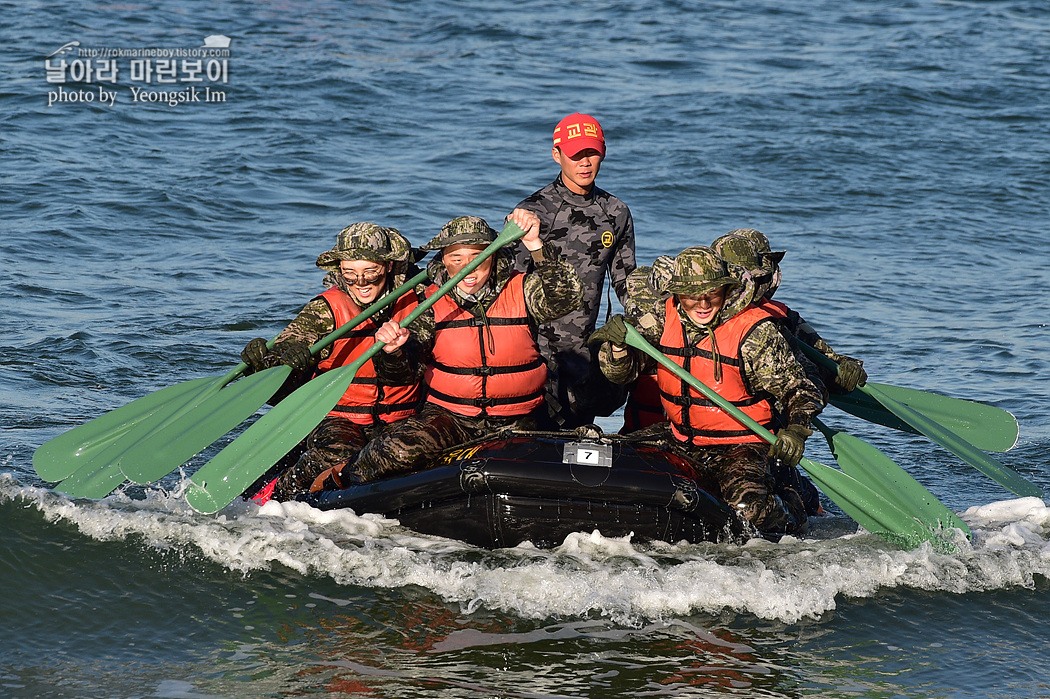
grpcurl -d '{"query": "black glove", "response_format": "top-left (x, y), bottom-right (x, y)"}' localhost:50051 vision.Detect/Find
top-left (277, 341), bottom-right (315, 372)
top-left (587, 314), bottom-right (629, 347)
top-left (769, 424), bottom-right (813, 468)
top-left (240, 337), bottom-right (269, 374)
top-left (836, 356), bottom-right (867, 392)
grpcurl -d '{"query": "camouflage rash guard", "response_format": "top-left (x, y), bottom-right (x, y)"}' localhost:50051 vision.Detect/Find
top-left (513, 175), bottom-right (636, 357)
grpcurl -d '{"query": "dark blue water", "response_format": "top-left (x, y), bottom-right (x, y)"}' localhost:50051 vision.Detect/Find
top-left (3, 1), bottom-right (1050, 696)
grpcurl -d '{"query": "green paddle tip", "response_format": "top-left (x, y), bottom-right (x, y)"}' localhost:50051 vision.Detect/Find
top-left (185, 481), bottom-right (224, 515)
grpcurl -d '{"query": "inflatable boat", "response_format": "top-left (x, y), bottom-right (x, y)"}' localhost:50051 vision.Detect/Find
top-left (304, 426), bottom-right (753, 549)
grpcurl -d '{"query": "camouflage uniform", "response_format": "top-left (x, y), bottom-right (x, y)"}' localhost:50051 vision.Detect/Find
top-left (513, 176), bottom-right (636, 427)
top-left (244, 223), bottom-right (423, 501)
top-left (333, 216), bottom-right (583, 485)
top-left (597, 247), bottom-right (824, 536)
top-left (721, 229), bottom-right (865, 396)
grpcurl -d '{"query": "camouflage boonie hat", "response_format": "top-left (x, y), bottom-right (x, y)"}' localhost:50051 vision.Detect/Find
top-left (712, 233), bottom-right (765, 278)
top-left (315, 222), bottom-right (411, 270)
top-left (728, 228), bottom-right (786, 268)
top-left (421, 216), bottom-right (497, 251)
top-left (666, 246), bottom-right (740, 296)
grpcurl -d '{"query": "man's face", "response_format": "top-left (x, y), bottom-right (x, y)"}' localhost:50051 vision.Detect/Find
top-left (339, 259), bottom-right (389, 305)
top-left (442, 244), bottom-right (493, 295)
top-left (552, 147), bottom-right (603, 194)
top-left (677, 286), bottom-right (728, 326)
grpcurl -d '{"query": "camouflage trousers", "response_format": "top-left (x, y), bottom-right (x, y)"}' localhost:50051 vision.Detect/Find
top-left (269, 416), bottom-right (383, 502)
top-left (626, 423), bottom-right (809, 536)
top-left (343, 402), bottom-right (546, 484)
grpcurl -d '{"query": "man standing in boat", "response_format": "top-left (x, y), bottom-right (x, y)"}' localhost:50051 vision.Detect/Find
top-left (313, 211), bottom-right (583, 489)
top-left (510, 113), bottom-right (636, 429)
top-left (239, 223), bottom-right (424, 501)
top-left (589, 246), bottom-right (824, 536)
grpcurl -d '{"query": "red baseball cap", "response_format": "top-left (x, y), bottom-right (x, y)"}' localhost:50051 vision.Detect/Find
top-left (553, 113), bottom-right (606, 158)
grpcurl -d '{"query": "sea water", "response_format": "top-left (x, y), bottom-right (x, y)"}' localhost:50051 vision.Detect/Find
top-left (2, 1), bottom-right (1049, 696)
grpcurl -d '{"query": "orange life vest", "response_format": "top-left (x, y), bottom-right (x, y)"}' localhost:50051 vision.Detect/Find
top-left (316, 287), bottom-right (422, 424)
top-left (656, 298), bottom-right (776, 445)
top-left (424, 273), bottom-right (547, 418)
top-left (757, 297), bottom-right (789, 320)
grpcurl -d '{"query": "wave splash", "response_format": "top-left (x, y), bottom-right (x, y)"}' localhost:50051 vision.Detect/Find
top-left (3, 473), bottom-right (1047, 625)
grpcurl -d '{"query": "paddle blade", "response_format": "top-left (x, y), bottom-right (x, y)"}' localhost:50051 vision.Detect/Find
top-left (54, 462), bottom-right (128, 500)
top-left (33, 376), bottom-right (217, 483)
top-left (799, 458), bottom-right (938, 550)
top-left (863, 384), bottom-right (1042, 498)
top-left (830, 382), bottom-right (1019, 453)
top-left (119, 367), bottom-right (292, 484)
top-left (816, 421), bottom-right (969, 536)
top-left (185, 363), bottom-right (362, 514)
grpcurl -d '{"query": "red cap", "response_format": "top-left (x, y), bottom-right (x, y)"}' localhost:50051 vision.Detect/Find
top-left (553, 113), bottom-right (605, 158)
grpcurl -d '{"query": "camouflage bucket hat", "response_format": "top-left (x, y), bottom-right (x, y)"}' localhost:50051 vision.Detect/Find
top-left (728, 228), bottom-right (786, 267)
top-left (421, 216), bottom-right (497, 252)
top-left (315, 222), bottom-right (411, 271)
top-left (665, 246), bottom-right (740, 296)
top-left (712, 233), bottom-right (765, 278)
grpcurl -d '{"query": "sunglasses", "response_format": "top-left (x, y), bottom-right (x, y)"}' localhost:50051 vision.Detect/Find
top-left (340, 268), bottom-right (385, 286)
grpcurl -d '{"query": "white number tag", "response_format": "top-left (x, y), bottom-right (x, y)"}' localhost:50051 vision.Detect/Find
top-left (576, 448), bottom-right (600, 465)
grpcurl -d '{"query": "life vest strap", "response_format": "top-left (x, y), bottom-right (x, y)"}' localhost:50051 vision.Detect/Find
top-left (659, 389), bottom-right (765, 409)
top-left (434, 316), bottom-right (530, 330)
top-left (431, 357), bottom-right (545, 376)
top-left (427, 386), bottom-right (545, 409)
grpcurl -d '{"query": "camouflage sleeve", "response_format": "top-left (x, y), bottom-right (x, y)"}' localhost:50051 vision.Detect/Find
top-left (373, 336), bottom-right (427, 383)
top-left (766, 314), bottom-right (829, 402)
top-left (597, 298), bottom-right (664, 384)
top-left (522, 240), bottom-right (584, 324)
top-left (608, 208), bottom-right (636, 302)
top-left (740, 320), bottom-right (824, 427)
top-left (377, 286), bottom-right (435, 383)
top-left (510, 189), bottom-right (548, 273)
top-left (792, 313), bottom-right (845, 361)
top-left (791, 314), bottom-right (861, 392)
top-left (272, 297), bottom-right (336, 362)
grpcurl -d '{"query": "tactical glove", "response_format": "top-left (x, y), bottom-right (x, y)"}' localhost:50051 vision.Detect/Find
top-left (240, 337), bottom-right (270, 374)
top-left (278, 341), bottom-right (316, 372)
top-left (769, 424), bottom-right (813, 468)
top-left (836, 356), bottom-right (867, 392)
top-left (587, 314), bottom-right (629, 347)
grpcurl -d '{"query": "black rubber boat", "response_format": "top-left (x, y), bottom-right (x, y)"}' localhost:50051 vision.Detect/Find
top-left (305, 426), bottom-right (752, 549)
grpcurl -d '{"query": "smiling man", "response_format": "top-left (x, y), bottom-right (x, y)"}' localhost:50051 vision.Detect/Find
top-left (511, 113), bottom-right (636, 429)
top-left (317, 212), bottom-right (584, 489)
top-left (238, 222), bottom-right (423, 501)
top-left (589, 246), bottom-right (824, 538)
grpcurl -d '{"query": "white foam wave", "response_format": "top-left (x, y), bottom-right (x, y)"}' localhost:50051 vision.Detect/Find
top-left (3, 473), bottom-right (1048, 625)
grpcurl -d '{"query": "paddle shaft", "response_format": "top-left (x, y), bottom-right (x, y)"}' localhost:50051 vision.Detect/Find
top-left (798, 340), bottom-right (1018, 451)
top-left (53, 271), bottom-right (432, 497)
top-left (622, 325), bottom-right (946, 548)
top-left (797, 341), bottom-right (1039, 497)
top-left (186, 221), bottom-right (527, 513)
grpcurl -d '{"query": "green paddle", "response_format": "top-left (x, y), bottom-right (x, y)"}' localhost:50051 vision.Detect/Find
top-left (35, 375), bottom-right (217, 482)
top-left (798, 342), bottom-right (1018, 452)
top-left (117, 270), bottom-right (430, 486)
top-left (798, 343), bottom-right (1040, 498)
top-left (812, 417), bottom-right (969, 537)
top-left (185, 220), bottom-right (527, 514)
top-left (623, 325), bottom-right (946, 550)
top-left (52, 270), bottom-right (429, 499)
top-left (864, 384), bottom-right (1042, 498)
top-left (53, 366), bottom-right (293, 499)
